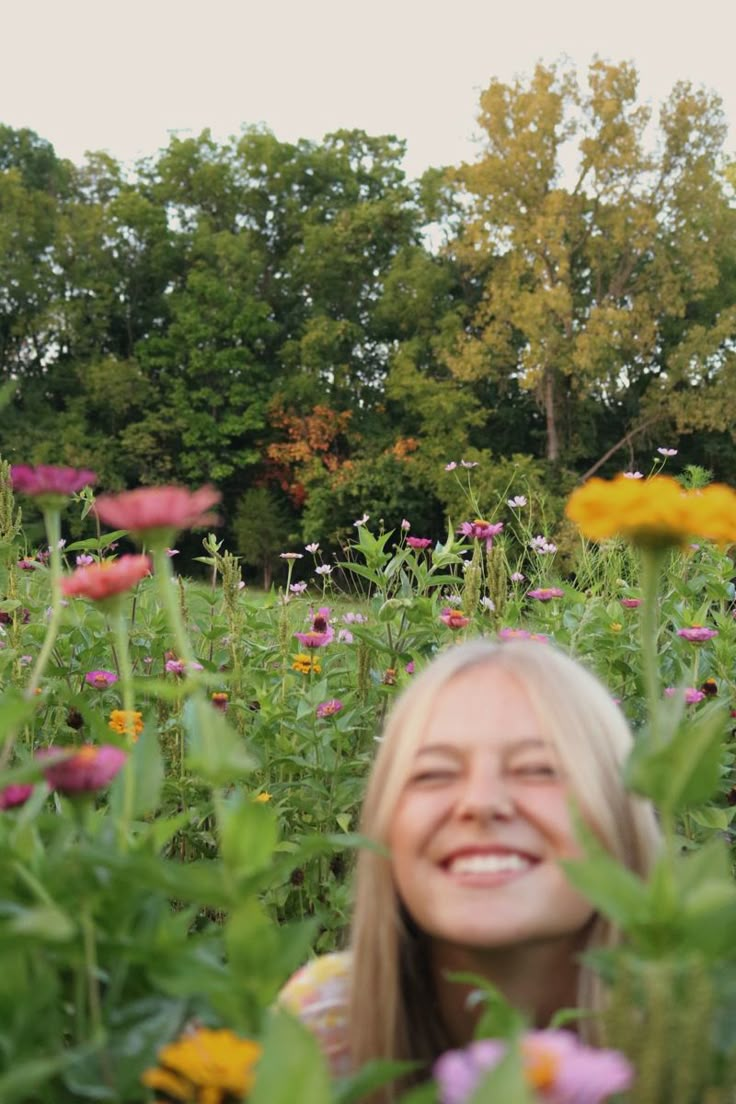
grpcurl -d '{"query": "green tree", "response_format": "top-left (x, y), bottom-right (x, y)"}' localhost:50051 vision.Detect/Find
top-left (446, 60), bottom-right (736, 465)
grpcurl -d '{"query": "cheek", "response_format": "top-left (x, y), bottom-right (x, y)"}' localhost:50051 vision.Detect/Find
top-left (515, 790), bottom-right (582, 857)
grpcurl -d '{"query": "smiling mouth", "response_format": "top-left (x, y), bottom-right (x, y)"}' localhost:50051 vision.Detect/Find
top-left (444, 852), bottom-right (537, 876)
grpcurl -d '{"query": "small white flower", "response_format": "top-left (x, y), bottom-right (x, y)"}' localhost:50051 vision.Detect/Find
top-left (280, 552), bottom-right (303, 559)
top-left (460, 459), bottom-right (478, 469)
top-left (76, 553), bottom-right (94, 566)
top-left (315, 564), bottom-right (333, 576)
top-left (401, 519), bottom-right (411, 531)
top-left (305, 542), bottom-right (320, 553)
top-left (354, 513), bottom-right (370, 527)
top-left (510, 572), bottom-right (525, 583)
top-left (444, 594), bottom-right (463, 606)
top-left (444, 462), bottom-right (458, 471)
top-left (290, 581), bottom-right (308, 594)
top-left (657, 447), bottom-right (678, 457)
top-left (166, 548), bottom-right (180, 557)
top-left (337, 628), bottom-right (354, 643)
top-left (507, 495), bottom-right (527, 508)
top-left (480, 596), bottom-right (495, 612)
top-left (623, 471), bottom-right (644, 480)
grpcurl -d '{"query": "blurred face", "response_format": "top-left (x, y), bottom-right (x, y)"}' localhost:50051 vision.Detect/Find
top-left (389, 664), bottom-right (595, 954)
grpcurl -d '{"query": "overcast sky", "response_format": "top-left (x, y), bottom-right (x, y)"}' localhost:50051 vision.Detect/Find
top-left (3, 0), bottom-right (735, 178)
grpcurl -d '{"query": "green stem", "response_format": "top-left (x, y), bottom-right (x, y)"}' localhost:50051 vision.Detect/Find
top-left (81, 906), bottom-right (103, 1041)
top-left (25, 509), bottom-right (63, 699)
top-left (153, 546), bottom-right (195, 664)
top-left (111, 607), bottom-right (136, 850)
top-left (639, 547), bottom-right (665, 740)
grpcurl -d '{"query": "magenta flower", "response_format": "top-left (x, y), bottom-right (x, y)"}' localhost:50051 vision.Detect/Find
top-left (498, 627), bottom-right (549, 643)
top-left (677, 626), bottom-right (718, 643)
top-left (405, 661), bottom-right (415, 674)
top-left (18, 558), bottom-right (36, 570)
top-left (94, 485), bottom-right (220, 536)
top-left (458, 520), bottom-right (504, 551)
top-left (527, 587), bottom-right (564, 601)
top-left (11, 465), bottom-right (96, 499)
top-left (85, 670), bottom-right (119, 689)
top-left (433, 1030), bottom-right (633, 1104)
top-left (440, 607), bottom-right (470, 630)
top-left (316, 699), bottom-right (344, 718)
top-left (0, 783), bottom-right (34, 810)
top-left (665, 687), bottom-right (705, 704)
top-left (407, 537), bottom-right (432, 550)
top-left (165, 658), bottom-right (204, 676)
top-left (620, 598), bottom-right (642, 609)
top-left (37, 745), bottom-right (127, 794)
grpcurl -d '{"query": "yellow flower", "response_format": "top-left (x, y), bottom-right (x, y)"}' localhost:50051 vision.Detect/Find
top-left (108, 709), bottom-right (144, 738)
top-left (610, 622), bottom-right (623, 633)
top-left (141, 1027), bottom-right (261, 1102)
top-left (291, 652), bottom-right (321, 675)
top-left (254, 792), bottom-right (271, 803)
top-left (565, 475), bottom-right (736, 549)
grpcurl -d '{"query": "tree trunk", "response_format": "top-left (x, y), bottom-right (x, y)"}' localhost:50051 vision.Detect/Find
top-left (543, 366), bottom-right (560, 462)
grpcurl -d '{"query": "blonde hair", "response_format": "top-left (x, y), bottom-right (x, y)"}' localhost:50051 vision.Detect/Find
top-left (348, 639), bottom-right (660, 1093)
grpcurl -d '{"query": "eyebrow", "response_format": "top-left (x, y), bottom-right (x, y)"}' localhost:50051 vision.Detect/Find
top-left (415, 738), bottom-right (550, 757)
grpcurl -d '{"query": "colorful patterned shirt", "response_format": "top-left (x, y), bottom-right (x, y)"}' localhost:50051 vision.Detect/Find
top-left (278, 951), bottom-right (352, 1078)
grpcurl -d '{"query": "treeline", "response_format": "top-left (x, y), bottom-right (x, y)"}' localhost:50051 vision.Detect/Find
top-left (2, 60), bottom-right (735, 576)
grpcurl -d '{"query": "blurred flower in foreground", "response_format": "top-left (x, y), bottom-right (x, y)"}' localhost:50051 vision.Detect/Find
top-left (254, 792), bottom-right (272, 803)
top-left (85, 670), bottom-right (119, 689)
top-left (433, 1030), bottom-right (633, 1104)
top-left (94, 485), bottom-right (220, 539)
top-left (166, 658), bottom-right (204, 676)
top-left (316, 698), bottom-right (343, 718)
top-left (566, 474), bottom-right (736, 548)
top-left (677, 625), bottom-right (718, 643)
top-left (38, 745), bottom-right (127, 794)
top-left (108, 710), bottom-right (144, 738)
top-left (211, 692), bottom-right (229, 713)
top-left (0, 783), bottom-right (34, 810)
top-left (440, 607), bottom-right (470, 630)
top-left (665, 687), bottom-right (705, 704)
top-left (11, 465), bottom-right (96, 501)
top-left (62, 555), bottom-right (151, 601)
top-left (141, 1026), bottom-right (261, 1103)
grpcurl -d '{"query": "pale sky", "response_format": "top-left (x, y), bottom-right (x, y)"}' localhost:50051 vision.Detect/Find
top-left (2, 0), bottom-right (735, 179)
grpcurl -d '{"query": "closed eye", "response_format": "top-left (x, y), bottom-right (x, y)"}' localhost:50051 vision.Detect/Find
top-left (409, 770), bottom-right (458, 784)
top-left (511, 763), bottom-right (559, 779)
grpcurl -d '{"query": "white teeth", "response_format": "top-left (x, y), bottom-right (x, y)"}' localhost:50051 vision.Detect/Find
top-left (448, 853), bottom-right (531, 875)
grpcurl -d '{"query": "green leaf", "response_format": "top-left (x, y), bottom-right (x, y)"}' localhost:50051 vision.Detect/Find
top-left (217, 792), bottom-right (278, 879)
top-left (109, 725), bottom-right (163, 820)
top-left (184, 697), bottom-right (256, 784)
top-left (250, 1010), bottom-right (332, 1104)
top-left (335, 1059), bottom-right (420, 1104)
top-left (626, 701), bottom-right (728, 812)
top-left (468, 1044), bottom-right (534, 1104)
top-left (560, 814), bottom-right (650, 929)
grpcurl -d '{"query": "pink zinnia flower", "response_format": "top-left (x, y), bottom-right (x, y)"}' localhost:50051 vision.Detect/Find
top-left (498, 627), bottom-right (549, 642)
top-left (93, 485), bottom-right (220, 535)
top-left (407, 537), bottom-right (432, 550)
top-left (18, 558), bottom-right (36, 570)
top-left (664, 687), bottom-right (705, 704)
top-left (165, 658), bottom-right (203, 676)
top-left (0, 783), bottom-right (34, 810)
top-left (316, 699), bottom-right (343, 718)
top-left (38, 745), bottom-right (127, 794)
top-left (294, 629), bottom-right (332, 647)
top-left (85, 670), bottom-right (119, 689)
top-left (677, 625), bottom-right (718, 643)
top-left (440, 607), bottom-right (470, 630)
top-left (620, 598), bottom-right (642, 609)
top-left (62, 555), bottom-right (151, 601)
top-left (458, 520), bottom-right (504, 551)
top-left (405, 661), bottom-right (415, 674)
top-left (527, 587), bottom-right (564, 601)
top-left (11, 465), bottom-right (96, 499)
top-left (434, 1030), bottom-right (633, 1104)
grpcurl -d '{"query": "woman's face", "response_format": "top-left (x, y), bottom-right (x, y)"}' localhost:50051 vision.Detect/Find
top-left (388, 664), bottom-right (595, 954)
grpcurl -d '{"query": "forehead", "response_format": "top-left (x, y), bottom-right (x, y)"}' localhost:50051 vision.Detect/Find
top-left (416, 664), bottom-right (548, 751)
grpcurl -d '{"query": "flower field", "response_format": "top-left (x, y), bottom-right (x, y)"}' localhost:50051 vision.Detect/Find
top-left (1, 459), bottom-right (735, 1102)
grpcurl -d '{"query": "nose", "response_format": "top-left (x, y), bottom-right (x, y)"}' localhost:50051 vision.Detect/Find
top-left (455, 757), bottom-right (514, 822)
